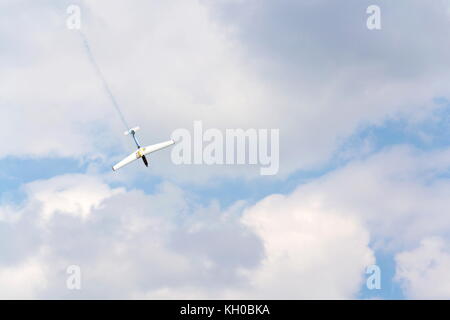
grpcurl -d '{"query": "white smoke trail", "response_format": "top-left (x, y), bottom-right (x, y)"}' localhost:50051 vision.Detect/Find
top-left (79, 31), bottom-right (130, 131)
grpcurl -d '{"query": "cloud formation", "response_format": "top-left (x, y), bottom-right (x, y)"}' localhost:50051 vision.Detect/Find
top-left (1, 0), bottom-right (450, 300)
top-left (0, 172), bottom-right (374, 299)
top-left (2, 1), bottom-right (450, 181)
top-left (395, 237), bottom-right (450, 299)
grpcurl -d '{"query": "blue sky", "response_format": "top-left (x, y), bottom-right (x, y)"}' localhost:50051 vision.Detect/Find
top-left (1, 0), bottom-right (450, 299)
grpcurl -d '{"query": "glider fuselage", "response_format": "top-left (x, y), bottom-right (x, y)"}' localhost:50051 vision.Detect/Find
top-left (129, 130), bottom-right (149, 167)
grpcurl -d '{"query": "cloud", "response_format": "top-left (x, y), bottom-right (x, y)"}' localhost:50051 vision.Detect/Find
top-left (2, 145), bottom-right (450, 299)
top-left (0, 174), bottom-right (264, 298)
top-left (218, 145), bottom-right (450, 299)
top-left (395, 237), bottom-right (450, 299)
top-left (0, 256), bottom-right (47, 299)
top-left (252, 145), bottom-right (450, 298)
top-left (204, 0), bottom-right (450, 174)
top-left (24, 174), bottom-right (123, 221)
top-left (0, 0), bottom-right (259, 164)
top-left (0, 171), bottom-right (375, 299)
top-left (238, 193), bottom-right (374, 299)
top-left (2, 1), bottom-right (450, 299)
top-left (280, 146), bottom-right (450, 251)
top-left (2, 1), bottom-right (450, 181)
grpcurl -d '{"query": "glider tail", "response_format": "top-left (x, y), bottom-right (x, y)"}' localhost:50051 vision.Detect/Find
top-left (124, 126), bottom-right (140, 136)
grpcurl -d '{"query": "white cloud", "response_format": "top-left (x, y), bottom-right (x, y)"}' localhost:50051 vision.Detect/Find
top-left (2, 145), bottom-right (450, 299)
top-left (2, 0), bottom-right (450, 301)
top-left (280, 146), bottom-right (450, 251)
top-left (222, 145), bottom-right (450, 299)
top-left (24, 174), bottom-right (123, 221)
top-left (395, 237), bottom-right (450, 299)
top-left (0, 256), bottom-right (47, 299)
top-left (238, 193), bottom-right (375, 299)
top-left (0, 171), bottom-right (375, 299)
top-left (2, 1), bottom-right (450, 181)
top-left (0, 0), bottom-right (261, 164)
top-left (0, 174), bottom-right (263, 298)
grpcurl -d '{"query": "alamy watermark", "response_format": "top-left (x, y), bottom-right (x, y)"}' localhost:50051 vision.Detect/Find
top-left (366, 264), bottom-right (381, 290)
top-left (170, 121), bottom-right (280, 175)
top-left (366, 5), bottom-right (381, 30)
top-left (66, 5), bottom-right (81, 30)
top-left (66, 265), bottom-right (82, 290)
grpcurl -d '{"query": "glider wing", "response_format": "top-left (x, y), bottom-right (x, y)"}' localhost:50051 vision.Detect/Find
top-left (112, 151), bottom-right (139, 171)
top-left (141, 140), bottom-right (175, 156)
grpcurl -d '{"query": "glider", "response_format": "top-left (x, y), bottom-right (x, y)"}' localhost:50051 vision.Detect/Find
top-left (112, 126), bottom-right (174, 171)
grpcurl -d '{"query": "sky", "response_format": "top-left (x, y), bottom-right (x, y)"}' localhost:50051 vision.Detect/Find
top-left (1, 0), bottom-right (450, 299)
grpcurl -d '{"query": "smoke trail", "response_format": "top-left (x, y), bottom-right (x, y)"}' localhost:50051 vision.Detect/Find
top-left (79, 31), bottom-right (130, 131)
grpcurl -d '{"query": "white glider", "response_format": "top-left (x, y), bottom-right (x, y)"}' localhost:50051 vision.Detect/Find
top-left (112, 126), bottom-right (174, 171)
